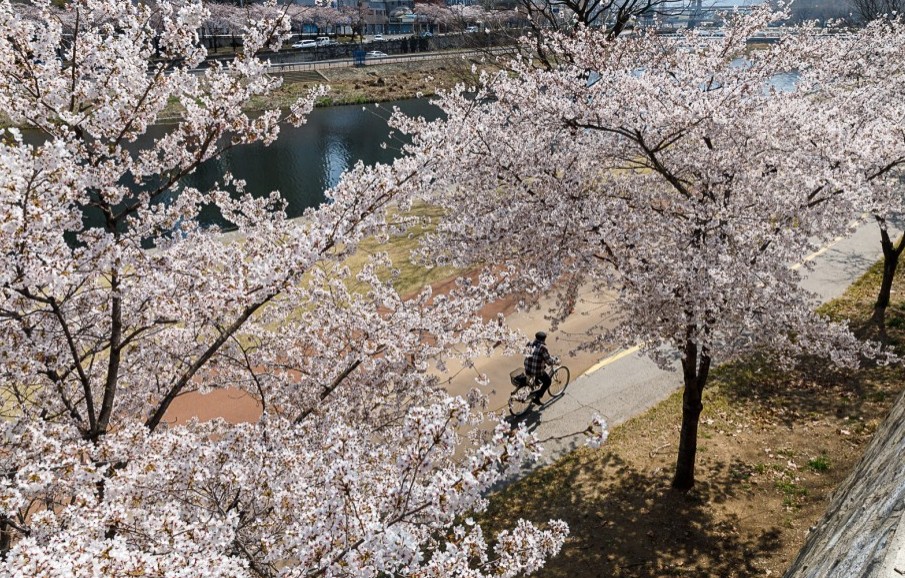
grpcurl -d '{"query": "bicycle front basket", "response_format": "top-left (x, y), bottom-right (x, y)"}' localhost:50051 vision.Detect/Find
top-left (510, 368), bottom-right (528, 387)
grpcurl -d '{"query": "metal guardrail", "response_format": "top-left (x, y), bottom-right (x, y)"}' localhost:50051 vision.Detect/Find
top-left (267, 47), bottom-right (516, 74)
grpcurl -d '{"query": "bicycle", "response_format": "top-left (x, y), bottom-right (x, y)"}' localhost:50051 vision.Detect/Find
top-left (507, 362), bottom-right (571, 418)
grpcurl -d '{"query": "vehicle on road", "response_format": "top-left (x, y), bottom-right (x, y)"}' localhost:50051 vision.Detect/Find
top-left (507, 362), bottom-right (570, 418)
top-left (372, 34), bottom-right (384, 41)
top-left (365, 50), bottom-right (388, 58)
top-left (465, 26), bottom-right (478, 33)
top-left (316, 37), bottom-right (335, 46)
top-left (420, 31), bottom-right (433, 38)
top-left (292, 39), bottom-right (317, 49)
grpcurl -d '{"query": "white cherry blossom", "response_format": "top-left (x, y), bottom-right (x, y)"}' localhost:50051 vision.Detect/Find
top-left (0, 1), bottom-right (567, 575)
top-left (380, 8), bottom-right (879, 490)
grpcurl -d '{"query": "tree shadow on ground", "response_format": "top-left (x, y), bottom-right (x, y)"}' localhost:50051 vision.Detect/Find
top-left (714, 352), bottom-right (904, 430)
top-left (854, 302), bottom-right (905, 349)
top-left (484, 449), bottom-right (784, 578)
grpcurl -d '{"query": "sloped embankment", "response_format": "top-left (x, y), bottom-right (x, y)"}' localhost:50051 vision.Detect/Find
top-left (784, 387), bottom-right (905, 577)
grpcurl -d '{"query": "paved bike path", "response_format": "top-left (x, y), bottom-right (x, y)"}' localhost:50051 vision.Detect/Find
top-left (447, 219), bottom-right (886, 469)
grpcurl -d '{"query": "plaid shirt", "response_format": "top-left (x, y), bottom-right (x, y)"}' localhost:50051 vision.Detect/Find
top-left (524, 339), bottom-right (553, 377)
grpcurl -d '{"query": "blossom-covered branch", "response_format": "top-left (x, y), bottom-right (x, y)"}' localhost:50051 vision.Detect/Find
top-left (0, 1), bottom-right (568, 574)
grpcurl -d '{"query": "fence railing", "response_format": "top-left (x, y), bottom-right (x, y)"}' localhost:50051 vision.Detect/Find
top-left (266, 47), bottom-right (516, 74)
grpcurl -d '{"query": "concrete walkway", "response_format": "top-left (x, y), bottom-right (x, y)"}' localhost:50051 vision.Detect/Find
top-left (448, 218), bottom-right (886, 467)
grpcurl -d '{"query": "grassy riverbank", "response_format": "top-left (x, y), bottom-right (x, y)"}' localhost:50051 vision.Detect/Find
top-left (0, 54), bottom-right (492, 128)
top-left (480, 261), bottom-right (905, 577)
top-left (261, 56), bottom-right (492, 110)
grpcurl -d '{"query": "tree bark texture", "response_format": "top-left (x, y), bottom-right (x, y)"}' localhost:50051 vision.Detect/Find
top-left (873, 225), bottom-right (904, 324)
top-left (0, 518), bottom-right (10, 560)
top-left (672, 337), bottom-right (712, 491)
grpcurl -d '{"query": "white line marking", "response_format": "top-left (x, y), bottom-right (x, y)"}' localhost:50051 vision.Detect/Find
top-left (791, 218), bottom-right (864, 270)
top-left (582, 345), bottom-right (641, 376)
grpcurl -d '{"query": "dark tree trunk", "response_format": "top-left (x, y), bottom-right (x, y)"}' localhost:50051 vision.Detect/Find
top-left (872, 222), bottom-right (905, 325)
top-left (688, 0), bottom-right (703, 29)
top-left (672, 337), bottom-right (712, 491)
top-left (0, 518), bottom-right (10, 560)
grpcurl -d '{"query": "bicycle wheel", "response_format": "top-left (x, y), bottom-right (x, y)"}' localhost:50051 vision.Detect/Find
top-left (508, 385), bottom-right (534, 417)
top-left (547, 366), bottom-right (570, 398)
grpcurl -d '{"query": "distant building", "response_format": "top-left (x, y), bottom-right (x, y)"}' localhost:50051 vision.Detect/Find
top-left (332, 0), bottom-right (414, 33)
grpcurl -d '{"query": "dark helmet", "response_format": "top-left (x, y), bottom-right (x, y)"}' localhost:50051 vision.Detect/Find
top-left (534, 331), bottom-right (547, 342)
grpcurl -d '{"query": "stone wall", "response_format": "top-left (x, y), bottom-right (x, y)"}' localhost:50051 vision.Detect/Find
top-left (784, 388), bottom-right (905, 577)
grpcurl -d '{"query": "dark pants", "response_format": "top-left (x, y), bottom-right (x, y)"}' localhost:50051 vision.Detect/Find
top-left (531, 371), bottom-right (551, 400)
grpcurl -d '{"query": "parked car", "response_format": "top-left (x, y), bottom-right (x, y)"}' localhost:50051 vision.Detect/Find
top-left (464, 26), bottom-right (478, 33)
top-left (420, 31), bottom-right (433, 38)
top-left (372, 34), bottom-right (384, 41)
top-left (316, 37), bottom-right (335, 46)
top-left (365, 50), bottom-right (388, 58)
top-left (292, 39), bottom-right (317, 49)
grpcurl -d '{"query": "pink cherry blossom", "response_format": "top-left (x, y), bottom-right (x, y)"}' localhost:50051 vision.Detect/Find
top-left (0, 1), bottom-right (567, 575)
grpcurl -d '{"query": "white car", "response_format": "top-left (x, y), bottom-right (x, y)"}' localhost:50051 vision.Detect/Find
top-left (365, 50), bottom-right (388, 58)
top-left (372, 34), bottom-right (384, 41)
top-left (292, 39), bottom-right (317, 49)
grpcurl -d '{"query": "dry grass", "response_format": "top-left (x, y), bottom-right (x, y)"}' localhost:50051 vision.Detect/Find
top-left (342, 203), bottom-right (460, 297)
top-left (481, 260), bottom-right (905, 577)
top-left (132, 54), bottom-right (492, 123)
top-left (245, 55), bottom-right (490, 115)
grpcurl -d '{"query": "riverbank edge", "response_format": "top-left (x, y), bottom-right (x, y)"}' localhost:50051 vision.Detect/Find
top-left (0, 53), bottom-right (488, 129)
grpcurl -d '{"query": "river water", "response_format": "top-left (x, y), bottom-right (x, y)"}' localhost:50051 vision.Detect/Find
top-left (31, 69), bottom-right (796, 231)
top-left (165, 98), bottom-right (441, 227)
top-left (22, 98), bottom-right (440, 230)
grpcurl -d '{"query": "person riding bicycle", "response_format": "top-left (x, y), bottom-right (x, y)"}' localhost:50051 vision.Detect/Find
top-left (524, 331), bottom-right (556, 403)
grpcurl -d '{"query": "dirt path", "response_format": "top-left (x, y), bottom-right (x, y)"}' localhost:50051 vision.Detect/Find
top-left (164, 274), bottom-right (615, 425)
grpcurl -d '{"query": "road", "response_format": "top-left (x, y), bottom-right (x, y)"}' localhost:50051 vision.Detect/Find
top-left (442, 218), bottom-right (886, 468)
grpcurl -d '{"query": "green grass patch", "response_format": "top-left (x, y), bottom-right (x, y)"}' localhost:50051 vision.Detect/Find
top-left (806, 455), bottom-right (830, 472)
top-left (776, 480), bottom-right (809, 509)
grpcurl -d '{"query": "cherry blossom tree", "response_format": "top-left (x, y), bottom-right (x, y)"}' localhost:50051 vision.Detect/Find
top-left (510, 0), bottom-right (684, 70)
top-left (0, 0), bottom-right (574, 574)
top-left (202, 2), bottom-right (246, 51)
top-left (204, 2), bottom-right (247, 33)
top-left (792, 19), bottom-right (905, 327)
top-left (481, 9), bottom-right (521, 32)
top-left (850, 0), bottom-right (905, 23)
top-left (517, 0), bottom-right (680, 38)
top-left (414, 2), bottom-right (454, 34)
top-left (381, 9), bottom-right (873, 490)
top-left (449, 3), bottom-right (487, 31)
top-left (287, 4), bottom-right (345, 36)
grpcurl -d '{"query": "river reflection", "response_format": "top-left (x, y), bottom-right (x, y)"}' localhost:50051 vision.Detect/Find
top-left (21, 98), bottom-right (440, 231)
top-left (172, 98), bottom-right (441, 226)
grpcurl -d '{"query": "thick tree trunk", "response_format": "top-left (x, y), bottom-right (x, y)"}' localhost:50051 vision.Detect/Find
top-left (672, 338), bottom-right (712, 491)
top-left (872, 224), bottom-right (904, 325)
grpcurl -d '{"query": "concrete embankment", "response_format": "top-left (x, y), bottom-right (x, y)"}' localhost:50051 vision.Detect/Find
top-left (783, 387), bottom-right (905, 578)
